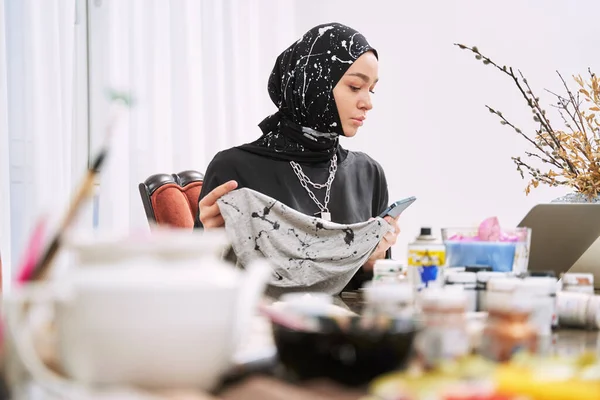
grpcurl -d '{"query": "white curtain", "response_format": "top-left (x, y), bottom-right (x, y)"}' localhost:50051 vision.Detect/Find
top-left (0, 0), bottom-right (81, 290)
top-left (0, 0), bottom-right (298, 284)
top-left (92, 0), bottom-right (297, 234)
top-left (0, 0), bottom-right (10, 290)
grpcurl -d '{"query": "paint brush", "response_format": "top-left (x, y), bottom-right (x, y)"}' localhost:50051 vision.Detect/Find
top-left (28, 96), bottom-right (131, 281)
top-left (15, 215), bottom-right (48, 284)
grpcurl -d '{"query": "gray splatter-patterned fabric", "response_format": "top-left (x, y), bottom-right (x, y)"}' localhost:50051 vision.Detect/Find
top-left (237, 22), bottom-right (377, 163)
top-left (217, 188), bottom-right (391, 298)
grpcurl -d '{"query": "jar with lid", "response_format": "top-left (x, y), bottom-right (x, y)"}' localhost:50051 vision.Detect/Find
top-left (561, 272), bottom-right (595, 294)
top-left (556, 291), bottom-right (600, 330)
top-left (520, 276), bottom-right (558, 335)
top-left (362, 281), bottom-right (414, 323)
top-left (484, 276), bottom-right (519, 311)
top-left (556, 291), bottom-right (590, 328)
top-left (444, 271), bottom-right (477, 313)
top-left (585, 295), bottom-right (600, 330)
top-left (481, 291), bottom-right (537, 362)
top-left (476, 271), bottom-right (510, 312)
top-left (415, 287), bottom-right (469, 368)
top-left (372, 259), bottom-right (405, 285)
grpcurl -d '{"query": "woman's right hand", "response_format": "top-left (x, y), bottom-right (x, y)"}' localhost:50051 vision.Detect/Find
top-left (198, 180), bottom-right (238, 228)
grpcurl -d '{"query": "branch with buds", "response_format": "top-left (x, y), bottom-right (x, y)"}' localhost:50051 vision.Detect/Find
top-left (456, 43), bottom-right (600, 198)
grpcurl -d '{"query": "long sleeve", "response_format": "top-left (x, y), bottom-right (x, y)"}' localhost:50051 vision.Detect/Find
top-left (194, 151), bottom-right (243, 229)
top-left (345, 162), bottom-right (392, 290)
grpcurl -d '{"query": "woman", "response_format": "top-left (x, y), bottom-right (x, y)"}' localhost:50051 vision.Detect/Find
top-left (196, 22), bottom-right (400, 289)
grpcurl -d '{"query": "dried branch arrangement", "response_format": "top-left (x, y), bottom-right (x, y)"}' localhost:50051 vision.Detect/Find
top-left (456, 43), bottom-right (600, 198)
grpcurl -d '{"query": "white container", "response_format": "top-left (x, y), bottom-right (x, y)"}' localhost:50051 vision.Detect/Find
top-left (485, 277), bottom-right (519, 309)
top-left (586, 295), bottom-right (600, 330)
top-left (476, 271), bottom-right (509, 312)
top-left (561, 273), bottom-right (595, 295)
top-left (557, 291), bottom-right (590, 328)
top-left (520, 277), bottom-right (557, 336)
top-left (445, 271), bottom-right (477, 312)
top-left (373, 259), bottom-right (404, 285)
top-left (416, 287), bottom-right (469, 367)
top-left (487, 276), bottom-right (556, 335)
top-left (363, 281), bottom-right (414, 319)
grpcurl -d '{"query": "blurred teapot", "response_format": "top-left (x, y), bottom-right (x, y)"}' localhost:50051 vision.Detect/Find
top-left (63, 227), bottom-right (233, 268)
top-left (5, 229), bottom-right (272, 391)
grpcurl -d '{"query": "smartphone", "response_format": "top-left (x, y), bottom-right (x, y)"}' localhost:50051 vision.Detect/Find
top-left (379, 196), bottom-right (417, 218)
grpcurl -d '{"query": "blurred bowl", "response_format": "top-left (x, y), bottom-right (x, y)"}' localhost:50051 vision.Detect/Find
top-left (271, 315), bottom-right (417, 386)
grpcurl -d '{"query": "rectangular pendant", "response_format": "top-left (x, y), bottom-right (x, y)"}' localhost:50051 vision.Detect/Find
top-left (320, 212), bottom-right (331, 221)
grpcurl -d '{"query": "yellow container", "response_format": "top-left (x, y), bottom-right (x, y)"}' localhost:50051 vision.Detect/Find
top-left (494, 364), bottom-right (600, 400)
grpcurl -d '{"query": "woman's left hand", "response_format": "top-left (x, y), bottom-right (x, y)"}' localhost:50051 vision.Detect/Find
top-left (364, 215), bottom-right (400, 270)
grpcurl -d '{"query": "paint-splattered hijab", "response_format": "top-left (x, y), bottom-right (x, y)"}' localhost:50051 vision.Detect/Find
top-left (237, 22), bottom-right (377, 163)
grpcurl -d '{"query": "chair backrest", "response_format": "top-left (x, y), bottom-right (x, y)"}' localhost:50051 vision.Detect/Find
top-left (139, 170), bottom-right (204, 229)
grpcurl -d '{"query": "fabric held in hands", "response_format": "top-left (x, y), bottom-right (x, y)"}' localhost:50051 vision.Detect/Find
top-left (217, 188), bottom-right (391, 298)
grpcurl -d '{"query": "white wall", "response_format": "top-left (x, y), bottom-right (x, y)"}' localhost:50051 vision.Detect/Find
top-left (294, 0), bottom-right (599, 261)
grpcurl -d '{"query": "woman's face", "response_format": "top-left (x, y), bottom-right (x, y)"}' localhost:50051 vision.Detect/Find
top-left (333, 51), bottom-right (379, 137)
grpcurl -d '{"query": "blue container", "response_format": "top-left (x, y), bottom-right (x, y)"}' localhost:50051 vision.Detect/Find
top-left (444, 241), bottom-right (517, 272)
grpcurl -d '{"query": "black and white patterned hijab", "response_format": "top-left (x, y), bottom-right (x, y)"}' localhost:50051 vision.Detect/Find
top-left (237, 23), bottom-right (378, 163)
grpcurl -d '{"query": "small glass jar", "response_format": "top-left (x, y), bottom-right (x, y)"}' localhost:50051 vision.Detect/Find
top-left (481, 294), bottom-right (537, 362)
top-left (372, 259), bottom-right (405, 285)
top-left (485, 277), bottom-right (519, 310)
top-left (445, 271), bottom-right (477, 313)
top-left (586, 295), bottom-right (600, 330)
top-left (520, 276), bottom-right (558, 335)
top-left (415, 287), bottom-right (469, 368)
top-left (362, 281), bottom-right (414, 321)
top-left (556, 291), bottom-right (591, 328)
top-left (476, 271), bottom-right (509, 312)
top-left (561, 272), bottom-right (595, 295)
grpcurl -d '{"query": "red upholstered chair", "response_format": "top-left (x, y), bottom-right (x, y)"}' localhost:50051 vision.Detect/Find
top-left (139, 170), bottom-right (204, 229)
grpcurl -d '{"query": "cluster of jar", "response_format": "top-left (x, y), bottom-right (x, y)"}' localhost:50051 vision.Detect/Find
top-left (368, 259), bottom-right (599, 366)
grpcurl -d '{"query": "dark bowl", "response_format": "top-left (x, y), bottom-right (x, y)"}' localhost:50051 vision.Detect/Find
top-left (271, 316), bottom-right (418, 386)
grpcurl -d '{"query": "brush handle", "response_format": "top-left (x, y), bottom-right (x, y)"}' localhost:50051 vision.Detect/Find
top-left (24, 100), bottom-right (124, 283)
top-left (31, 169), bottom-right (98, 280)
top-left (58, 169), bottom-right (97, 232)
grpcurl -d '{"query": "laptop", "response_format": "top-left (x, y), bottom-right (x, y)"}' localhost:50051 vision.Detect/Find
top-left (517, 203), bottom-right (600, 289)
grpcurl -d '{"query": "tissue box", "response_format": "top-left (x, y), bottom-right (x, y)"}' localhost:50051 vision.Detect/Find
top-left (442, 227), bottom-right (531, 273)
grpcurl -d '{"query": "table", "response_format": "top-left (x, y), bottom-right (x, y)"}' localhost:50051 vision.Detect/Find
top-left (214, 292), bottom-right (600, 400)
top-left (13, 292), bottom-right (600, 400)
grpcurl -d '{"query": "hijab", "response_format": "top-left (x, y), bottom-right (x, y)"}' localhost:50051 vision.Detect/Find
top-left (237, 22), bottom-right (378, 163)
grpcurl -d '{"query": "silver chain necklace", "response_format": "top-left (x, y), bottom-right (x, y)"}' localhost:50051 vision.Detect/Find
top-left (289, 154), bottom-right (338, 221)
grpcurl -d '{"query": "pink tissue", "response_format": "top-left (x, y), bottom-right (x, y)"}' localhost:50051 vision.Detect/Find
top-left (449, 216), bottom-right (520, 242)
top-left (478, 216), bottom-right (501, 241)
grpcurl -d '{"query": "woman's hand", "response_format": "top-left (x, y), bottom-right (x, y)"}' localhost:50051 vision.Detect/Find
top-left (364, 215), bottom-right (400, 271)
top-left (198, 180), bottom-right (238, 228)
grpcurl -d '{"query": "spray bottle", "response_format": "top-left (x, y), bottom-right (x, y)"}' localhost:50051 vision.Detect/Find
top-left (407, 227), bottom-right (446, 292)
